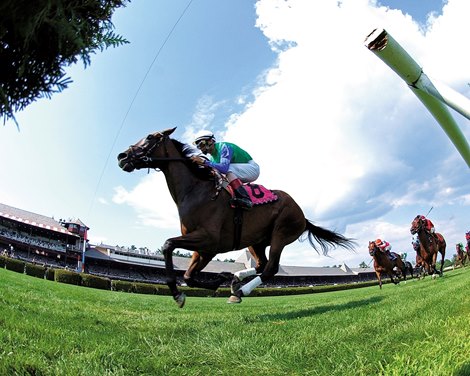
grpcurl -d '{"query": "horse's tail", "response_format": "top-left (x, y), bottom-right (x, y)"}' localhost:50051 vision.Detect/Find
top-left (303, 219), bottom-right (356, 256)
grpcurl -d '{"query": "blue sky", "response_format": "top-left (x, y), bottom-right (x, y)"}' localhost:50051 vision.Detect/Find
top-left (1, 0), bottom-right (469, 268)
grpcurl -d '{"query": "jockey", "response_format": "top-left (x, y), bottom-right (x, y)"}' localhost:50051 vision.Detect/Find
top-left (419, 215), bottom-right (435, 234)
top-left (191, 130), bottom-right (260, 210)
top-left (412, 236), bottom-right (420, 251)
top-left (375, 239), bottom-right (396, 260)
top-left (419, 214), bottom-right (438, 243)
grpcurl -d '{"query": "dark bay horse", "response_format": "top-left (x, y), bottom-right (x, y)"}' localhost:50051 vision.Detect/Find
top-left (455, 243), bottom-right (469, 268)
top-left (118, 128), bottom-right (356, 307)
top-left (403, 261), bottom-right (414, 278)
top-left (466, 232), bottom-right (470, 256)
top-left (410, 215), bottom-right (446, 278)
top-left (368, 241), bottom-right (408, 289)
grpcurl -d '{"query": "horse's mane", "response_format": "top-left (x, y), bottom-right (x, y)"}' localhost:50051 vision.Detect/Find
top-left (171, 138), bottom-right (215, 181)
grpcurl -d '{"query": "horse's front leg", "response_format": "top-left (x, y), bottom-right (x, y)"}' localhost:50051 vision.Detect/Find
top-left (185, 251), bottom-right (232, 290)
top-left (163, 231), bottom-right (215, 308)
top-left (376, 271), bottom-right (382, 289)
top-left (431, 251), bottom-right (439, 276)
top-left (161, 239), bottom-right (186, 308)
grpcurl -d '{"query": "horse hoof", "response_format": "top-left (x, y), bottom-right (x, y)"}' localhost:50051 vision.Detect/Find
top-left (175, 293), bottom-right (186, 308)
top-left (230, 276), bottom-right (242, 295)
top-left (227, 295), bottom-right (242, 304)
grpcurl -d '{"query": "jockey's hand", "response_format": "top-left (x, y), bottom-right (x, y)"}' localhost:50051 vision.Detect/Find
top-left (190, 156), bottom-right (207, 166)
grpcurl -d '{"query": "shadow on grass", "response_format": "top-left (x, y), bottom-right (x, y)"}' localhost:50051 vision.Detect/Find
top-left (454, 361), bottom-right (470, 376)
top-left (253, 296), bottom-right (384, 322)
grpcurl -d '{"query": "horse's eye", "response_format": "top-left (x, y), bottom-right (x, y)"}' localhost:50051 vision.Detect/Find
top-left (147, 134), bottom-right (155, 141)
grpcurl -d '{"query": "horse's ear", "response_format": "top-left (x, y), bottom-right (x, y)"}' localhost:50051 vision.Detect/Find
top-left (162, 127), bottom-right (177, 137)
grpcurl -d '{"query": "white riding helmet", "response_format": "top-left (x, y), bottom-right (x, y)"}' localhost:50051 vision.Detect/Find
top-left (194, 130), bottom-right (215, 145)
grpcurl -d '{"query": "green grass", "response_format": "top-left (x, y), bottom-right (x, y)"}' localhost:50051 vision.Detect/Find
top-left (1, 268), bottom-right (469, 376)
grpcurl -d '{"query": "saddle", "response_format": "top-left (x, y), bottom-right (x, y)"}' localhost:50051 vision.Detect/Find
top-left (389, 252), bottom-right (399, 261)
top-left (429, 232), bottom-right (444, 245)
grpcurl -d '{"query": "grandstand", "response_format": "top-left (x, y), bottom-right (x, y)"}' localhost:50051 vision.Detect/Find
top-left (0, 202), bottom-right (376, 286)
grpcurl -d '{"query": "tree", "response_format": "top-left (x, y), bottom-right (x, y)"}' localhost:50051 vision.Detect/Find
top-left (0, 0), bottom-right (130, 125)
top-left (174, 250), bottom-right (192, 258)
top-left (359, 261), bottom-right (368, 268)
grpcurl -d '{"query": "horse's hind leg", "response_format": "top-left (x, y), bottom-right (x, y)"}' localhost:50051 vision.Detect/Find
top-left (439, 245), bottom-right (446, 275)
top-left (248, 244), bottom-right (269, 273)
top-left (228, 244), bottom-right (268, 303)
top-left (232, 242), bottom-right (284, 299)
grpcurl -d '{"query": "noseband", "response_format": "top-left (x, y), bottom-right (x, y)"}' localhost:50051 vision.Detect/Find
top-left (410, 218), bottom-right (422, 235)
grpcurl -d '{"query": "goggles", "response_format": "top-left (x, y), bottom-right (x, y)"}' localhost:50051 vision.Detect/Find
top-left (195, 139), bottom-right (212, 149)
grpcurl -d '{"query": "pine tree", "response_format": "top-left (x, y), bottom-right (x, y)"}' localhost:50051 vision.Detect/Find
top-left (0, 0), bottom-right (130, 125)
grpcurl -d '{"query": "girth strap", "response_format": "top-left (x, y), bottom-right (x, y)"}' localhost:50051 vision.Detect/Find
top-left (232, 207), bottom-right (244, 251)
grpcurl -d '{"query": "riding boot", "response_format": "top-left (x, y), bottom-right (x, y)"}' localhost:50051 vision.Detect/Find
top-left (229, 179), bottom-right (253, 210)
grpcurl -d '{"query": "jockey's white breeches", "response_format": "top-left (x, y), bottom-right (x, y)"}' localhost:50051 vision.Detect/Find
top-left (228, 160), bottom-right (260, 183)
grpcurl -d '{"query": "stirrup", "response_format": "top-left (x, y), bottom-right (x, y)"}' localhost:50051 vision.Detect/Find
top-left (230, 197), bottom-right (253, 210)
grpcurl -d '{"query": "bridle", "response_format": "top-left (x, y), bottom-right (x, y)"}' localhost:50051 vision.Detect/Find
top-left (368, 242), bottom-right (378, 256)
top-left (410, 217), bottom-right (422, 235)
top-left (119, 132), bottom-right (225, 198)
top-left (121, 133), bottom-right (186, 171)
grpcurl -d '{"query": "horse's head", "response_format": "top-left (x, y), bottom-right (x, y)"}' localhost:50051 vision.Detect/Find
top-left (368, 241), bottom-right (378, 256)
top-left (117, 127), bottom-right (176, 172)
top-left (410, 215), bottom-right (423, 235)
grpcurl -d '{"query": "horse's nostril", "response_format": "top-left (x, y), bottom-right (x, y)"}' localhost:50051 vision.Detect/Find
top-left (117, 152), bottom-right (127, 161)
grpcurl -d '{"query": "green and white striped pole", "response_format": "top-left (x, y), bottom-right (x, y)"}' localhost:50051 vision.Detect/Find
top-left (364, 28), bottom-right (470, 168)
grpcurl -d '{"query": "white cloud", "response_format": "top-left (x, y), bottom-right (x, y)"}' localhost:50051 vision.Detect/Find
top-left (113, 174), bottom-right (180, 229)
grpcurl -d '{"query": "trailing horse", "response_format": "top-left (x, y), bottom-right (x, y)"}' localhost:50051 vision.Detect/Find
top-left (410, 215), bottom-right (446, 278)
top-left (118, 128), bottom-right (356, 307)
top-left (368, 241), bottom-right (407, 289)
top-left (455, 243), bottom-right (469, 268)
top-left (466, 232), bottom-right (470, 258)
top-left (404, 261), bottom-right (414, 278)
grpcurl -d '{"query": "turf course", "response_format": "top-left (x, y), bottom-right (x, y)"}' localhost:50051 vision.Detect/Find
top-left (1, 267), bottom-right (469, 375)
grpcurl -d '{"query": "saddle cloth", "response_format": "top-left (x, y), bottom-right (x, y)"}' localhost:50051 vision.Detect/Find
top-left (226, 183), bottom-right (278, 206)
top-left (245, 183), bottom-right (278, 205)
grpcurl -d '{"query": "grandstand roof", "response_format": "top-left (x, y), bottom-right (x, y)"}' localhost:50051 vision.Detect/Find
top-left (87, 244), bottom-right (376, 277)
top-left (0, 203), bottom-right (78, 237)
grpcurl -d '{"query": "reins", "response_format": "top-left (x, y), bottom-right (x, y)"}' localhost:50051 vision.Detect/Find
top-left (131, 134), bottom-right (224, 199)
top-left (142, 156), bottom-right (188, 163)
